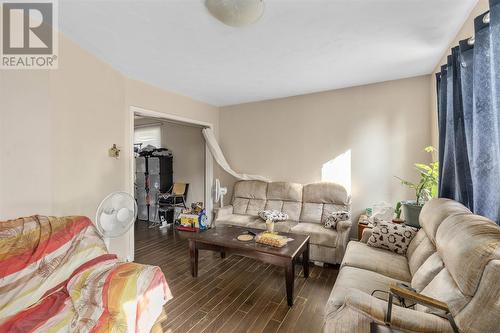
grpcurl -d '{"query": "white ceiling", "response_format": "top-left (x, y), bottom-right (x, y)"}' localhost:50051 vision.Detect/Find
top-left (60, 0), bottom-right (477, 106)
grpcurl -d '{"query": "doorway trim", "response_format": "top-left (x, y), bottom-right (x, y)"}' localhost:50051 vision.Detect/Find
top-left (127, 105), bottom-right (214, 261)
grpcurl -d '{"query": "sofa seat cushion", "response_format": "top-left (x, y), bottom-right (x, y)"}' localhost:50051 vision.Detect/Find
top-left (341, 242), bottom-right (411, 282)
top-left (325, 266), bottom-right (407, 316)
top-left (216, 214), bottom-right (261, 227)
top-left (291, 222), bottom-right (337, 247)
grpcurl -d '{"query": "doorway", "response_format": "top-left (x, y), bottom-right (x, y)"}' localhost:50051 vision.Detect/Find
top-left (128, 106), bottom-right (214, 262)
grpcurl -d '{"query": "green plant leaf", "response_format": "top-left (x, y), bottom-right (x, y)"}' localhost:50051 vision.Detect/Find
top-left (415, 163), bottom-right (432, 172)
top-left (395, 176), bottom-right (417, 189)
top-left (396, 146), bottom-right (440, 202)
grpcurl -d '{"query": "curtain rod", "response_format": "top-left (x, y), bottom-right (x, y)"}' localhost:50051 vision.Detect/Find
top-left (467, 13), bottom-right (490, 46)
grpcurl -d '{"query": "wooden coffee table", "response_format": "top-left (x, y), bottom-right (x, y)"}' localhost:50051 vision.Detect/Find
top-left (185, 225), bottom-right (310, 306)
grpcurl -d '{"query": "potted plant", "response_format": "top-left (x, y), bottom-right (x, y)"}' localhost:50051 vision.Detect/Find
top-left (392, 201), bottom-right (404, 224)
top-left (396, 146), bottom-right (439, 228)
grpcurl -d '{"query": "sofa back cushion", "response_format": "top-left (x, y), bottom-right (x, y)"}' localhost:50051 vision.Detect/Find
top-left (454, 259), bottom-right (500, 333)
top-left (418, 198), bottom-right (471, 245)
top-left (300, 182), bottom-right (350, 224)
top-left (416, 210), bottom-right (500, 333)
top-left (233, 198), bottom-right (250, 214)
top-left (406, 228), bottom-right (427, 258)
top-left (435, 213), bottom-right (500, 297)
top-left (267, 182), bottom-right (303, 201)
top-left (233, 180), bottom-right (268, 199)
top-left (0, 216), bottom-right (108, 320)
top-left (411, 252), bottom-right (444, 292)
top-left (417, 268), bottom-right (471, 316)
top-left (231, 180), bottom-right (350, 222)
top-left (265, 182), bottom-right (303, 221)
top-left (407, 235), bottom-right (436, 276)
top-left (406, 198), bottom-right (471, 275)
top-left (232, 180), bottom-right (268, 216)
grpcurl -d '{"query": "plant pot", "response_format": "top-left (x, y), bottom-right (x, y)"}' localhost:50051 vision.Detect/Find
top-left (392, 218), bottom-right (405, 224)
top-left (401, 200), bottom-right (423, 228)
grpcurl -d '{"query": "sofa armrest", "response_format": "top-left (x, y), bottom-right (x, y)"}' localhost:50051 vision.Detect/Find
top-left (325, 289), bottom-right (453, 333)
top-left (214, 205), bottom-right (233, 221)
top-left (335, 219), bottom-right (352, 263)
top-left (360, 227), bottom-right (373, 243)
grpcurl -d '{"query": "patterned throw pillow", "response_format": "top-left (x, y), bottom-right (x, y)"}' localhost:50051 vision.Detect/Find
top-left (324, 211), bottom-right (351, 229)
top-left (367, 219), bottom-right (418, 255)
top-left (258, 210), bottom-right (289, 222)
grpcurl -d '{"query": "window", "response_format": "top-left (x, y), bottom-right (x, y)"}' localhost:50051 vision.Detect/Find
top-left (134, 125), bottom-right (162, 149)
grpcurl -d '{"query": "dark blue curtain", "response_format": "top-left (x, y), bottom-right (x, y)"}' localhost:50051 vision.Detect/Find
top-left (437, 0), bottom-right (500, 225)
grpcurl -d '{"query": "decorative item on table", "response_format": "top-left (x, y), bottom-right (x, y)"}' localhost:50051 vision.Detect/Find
top-left (396, 146), bottom-right (438, 228)
top-left (265, 219), bottom-right (274, 233)
top-left (392, 201), bottom-right (405, 224)
top-left (255, 232), bottom-right (289, 248)
top-left (365, 207), bottom-right (373, 217)
top-left (237, 234), bottom-right (254, 242)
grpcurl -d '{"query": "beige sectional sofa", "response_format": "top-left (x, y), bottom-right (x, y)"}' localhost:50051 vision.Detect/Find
top-left (324, 198), bottom-right (500, 333)
top-left (214, 180), bottom-right (352, 264)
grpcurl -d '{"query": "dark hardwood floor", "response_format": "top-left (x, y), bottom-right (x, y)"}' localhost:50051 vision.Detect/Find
top-left (134, 220), bottom-right (338, 333)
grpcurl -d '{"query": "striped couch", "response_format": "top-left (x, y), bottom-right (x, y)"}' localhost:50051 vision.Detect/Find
top-left (0, 215), bottom-right (171, 333)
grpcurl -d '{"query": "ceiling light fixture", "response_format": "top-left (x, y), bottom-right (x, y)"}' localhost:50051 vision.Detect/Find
top-left (205, 0), bottom-right (264, 27)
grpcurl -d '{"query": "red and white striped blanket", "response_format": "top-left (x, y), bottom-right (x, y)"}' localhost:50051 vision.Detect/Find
top-left (0, 216), bottom-right (172, 333)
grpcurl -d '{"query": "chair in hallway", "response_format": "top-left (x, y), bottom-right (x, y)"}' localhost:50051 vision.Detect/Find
top-left (154, 183), bottom-right (189, 226)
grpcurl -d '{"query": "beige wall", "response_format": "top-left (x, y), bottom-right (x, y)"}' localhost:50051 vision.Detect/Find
top-left (0, 70), bottom-right (53, 217)
top-left (162, 123), bottom-right (205, 204)
top-left (1, 1), bottom-right (481, 255)
top-left (135, 119), bottom-right (206, 204)
top-left (0, 34), bottom-right (219, 260)
top-left (219, 76), bottom-right (432, 238)
top-left (430, 0), bottom-right (490, 148)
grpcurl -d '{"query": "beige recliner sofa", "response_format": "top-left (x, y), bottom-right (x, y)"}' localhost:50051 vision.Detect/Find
top-left (324, 198), bottom-right (500, 333)
top-left (214, 180), bottom-right (352, 264)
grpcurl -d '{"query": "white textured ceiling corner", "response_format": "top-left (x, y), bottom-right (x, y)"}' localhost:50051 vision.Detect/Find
top-left (60, 0), bottom-right (478, 107)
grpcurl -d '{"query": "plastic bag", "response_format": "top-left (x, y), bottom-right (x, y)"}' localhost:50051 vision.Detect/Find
top-left (370, 202), bottom-right (393, 222)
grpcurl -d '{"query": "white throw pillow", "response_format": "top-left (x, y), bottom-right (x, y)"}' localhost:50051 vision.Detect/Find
top-left (324, 211), bottom-right (351, 229)
top-left (258, 210), bottom-right (289, 222)
top-left (367, 219), bottom-right (418, 255)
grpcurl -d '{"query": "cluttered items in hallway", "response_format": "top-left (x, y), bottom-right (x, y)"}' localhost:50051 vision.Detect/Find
top-left (176, 202), bottom-right (208, 232)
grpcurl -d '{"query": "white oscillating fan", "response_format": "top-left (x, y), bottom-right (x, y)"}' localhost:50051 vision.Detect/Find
top-left (95, 192), bottom-right (137, 238)
top-left (213, 179), bottom-right (228, 208)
